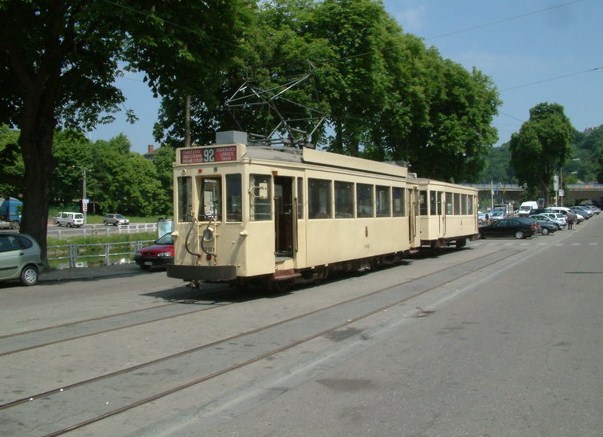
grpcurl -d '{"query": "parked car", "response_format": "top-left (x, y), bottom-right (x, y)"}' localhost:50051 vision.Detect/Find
top-left (580, 204), bottom-right (600, 215)
top-left (488, 210), bottom-right (505, 222)
top-left (0, 232), bottom-right (44, 286)
top-left (529, 214), bottom-right (562, 232)
top-left (479, 217), bottom-right (541, 239)
top-left (134, 232), bottom-right (174, 270)
top-left (103, 213), bottom-right (129, 226)
top-left (535, 213), bottom-right (566, 228)
top-left (569, 206), bottom-right (590, 220)
top-left (55, 212), bottom-right (84, 227)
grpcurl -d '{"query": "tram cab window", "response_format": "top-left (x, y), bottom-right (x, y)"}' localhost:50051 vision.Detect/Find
top-left (250, 174), bottom-right (272, 221)
top-left (226, 174), bottom-right (242, 222)
top-left (419, 190), bottom-right (428, 215)
top-left (199, 177), bottom-right (221, 221)
top-left (429, 191), bottom-right (438, 215)
top-left (392, 187), bottom-right (405, 217)
top-left (335, 181), bottom-right (354, 218)
top-left (454, 193), bottom-right (461, 215)
top-left (357, 184), bottom-right (374, 217)
top-left (177, 176), bottom-right (193, 222)
top-left (446, 192), bottom-right (453, 215)
top-left (297, 178), bottom-right (304, 219)
top-left (376, 186), bottom-right (390, 217)
top-left (309, 178), bottom-right (332, 219)
top-left (461, 194), bottom-right (468, 215)
top-left (438, 191), bottom-right (444, 215)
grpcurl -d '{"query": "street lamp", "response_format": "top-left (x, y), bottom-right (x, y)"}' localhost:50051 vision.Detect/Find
top-left (81, 168), bottom-right (88, 225)
top-left (559, 158), bottom-right (580, 206)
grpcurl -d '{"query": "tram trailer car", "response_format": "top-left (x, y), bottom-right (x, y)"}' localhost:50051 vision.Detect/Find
top-left (409, 177), bottom-right (479, 249)
top-left (167, 131), bottom-right (478, 289)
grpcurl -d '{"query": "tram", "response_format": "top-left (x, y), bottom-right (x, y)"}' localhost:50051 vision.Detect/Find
top-left (410, 177), bottom-right (479, 249)
top-left (166, 131), bottom-right (479, 289)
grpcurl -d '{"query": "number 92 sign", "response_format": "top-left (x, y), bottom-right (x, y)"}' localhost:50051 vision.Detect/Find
top-left (180, 145), bottom-right (237, 164)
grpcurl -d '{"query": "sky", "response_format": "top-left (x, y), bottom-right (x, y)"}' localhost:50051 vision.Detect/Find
top-left (90, 0), bottom-right (603, 155)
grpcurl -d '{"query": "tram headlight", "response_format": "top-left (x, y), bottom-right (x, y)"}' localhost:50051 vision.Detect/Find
top-left (202, 227), bottom-right (215, 242)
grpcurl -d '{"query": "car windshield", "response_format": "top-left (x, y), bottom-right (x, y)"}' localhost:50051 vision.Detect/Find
top-left (156, 233), bottom-right (173, 245)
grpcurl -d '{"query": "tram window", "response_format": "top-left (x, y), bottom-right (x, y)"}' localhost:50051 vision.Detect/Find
top-left (357, 184), bottom-right (374, 217)
top-left (297, 177), bottom-right (304, 219)
top-left (199, 178), bottom-right (221, 221)
top-left (469, 196), bottom-right (475, 215)
top-left (429, 191), bottom-right (438, 215)
top-left (454, 193), bottom-right (461, 215)
top-left (226, 174), bottom-right (242, 222)
top-left (392, 187), bottom-right (405, 216)
top-left (308, 178), bottom-right (332, 219)
top-left (250, 174), bottom-right (272, 221)
top-left (376, 186), bottom-right (390, 217)
top-left (177, 176), bottom-right (193, 222)
top-left (419, 190), bottom-right (428, 215)
top-left (461, 194), bottom-right (468, 215)
top-left (446, 192), bottom-right (453, 215)
top-left (335, 181), bottom-right (354, 218)
top-left (438, 191), bottom-right (444, 215)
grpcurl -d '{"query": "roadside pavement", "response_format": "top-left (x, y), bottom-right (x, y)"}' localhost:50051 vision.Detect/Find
top-left (41, 263), bottom-right (143, 282)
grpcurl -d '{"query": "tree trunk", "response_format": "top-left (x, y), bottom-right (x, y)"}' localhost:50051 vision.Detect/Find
top-left (18, 93), bottom-right (58, 266)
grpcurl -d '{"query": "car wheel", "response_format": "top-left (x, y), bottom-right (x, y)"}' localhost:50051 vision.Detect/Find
top-left (541, 227), bottom-right (549, 236)
top-left (20, 265), bottom-right (39, 286)
top-left (514, 230), bottom-right (525, 239)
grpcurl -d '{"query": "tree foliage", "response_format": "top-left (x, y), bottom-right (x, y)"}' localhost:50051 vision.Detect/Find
top-left (0, 125), bottom-right (23, 197)
top-left (0, 0), bottom-right (253, 262)
top-left (154, 0), bottom-right (500, 184)
top-left (510, 103), bottom-right (575, 199)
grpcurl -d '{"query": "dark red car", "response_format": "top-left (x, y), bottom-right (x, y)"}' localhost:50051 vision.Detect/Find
top-left (134, 233), bottom-right (174, 270)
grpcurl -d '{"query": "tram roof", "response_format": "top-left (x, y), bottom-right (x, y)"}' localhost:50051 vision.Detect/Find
top-left (243, 144), bottom-right (408, 178)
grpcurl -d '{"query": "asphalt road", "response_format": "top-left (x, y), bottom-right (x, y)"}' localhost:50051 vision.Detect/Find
top-left (1, 216), bottom-right (601, 436)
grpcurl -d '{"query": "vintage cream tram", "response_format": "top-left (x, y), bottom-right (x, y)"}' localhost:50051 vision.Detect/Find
top-left (409, 177), bottom-right (479, 249)
top-left (166, 131), bottom-right (478, 289)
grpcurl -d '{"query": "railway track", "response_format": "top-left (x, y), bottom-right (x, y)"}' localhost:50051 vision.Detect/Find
top-left (0, 246), bottom-right (523, 436)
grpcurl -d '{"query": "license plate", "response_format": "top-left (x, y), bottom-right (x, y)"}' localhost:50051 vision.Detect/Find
top-left (144, 261), bottom-right (153, 266)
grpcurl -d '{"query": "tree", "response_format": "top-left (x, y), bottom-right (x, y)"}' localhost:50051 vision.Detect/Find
top-left (0, 0), bottom-right (253, 262)
top-left (510, 103), bottom-right (575, 201)
top-left (150, 146), bottom-right (176, 216)
top-left (478, 142), bottom-right (516, 184)
top-left (0, 125), bottom-right (23, 197)
top-left (52, 130), bottom-right (94, 207)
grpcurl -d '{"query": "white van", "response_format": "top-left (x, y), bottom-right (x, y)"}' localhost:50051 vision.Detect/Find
top-left (55, 212), bottom-right (84, 227)
top-left (518, 201), bottom-right (539, 217)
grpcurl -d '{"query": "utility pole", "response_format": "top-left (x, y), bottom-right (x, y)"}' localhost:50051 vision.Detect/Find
top-left (82, 168), bottom-right (87, 225)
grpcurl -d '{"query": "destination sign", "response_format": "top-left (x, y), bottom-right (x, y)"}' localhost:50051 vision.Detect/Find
top-left (180, 145), bottom-right (237, 164)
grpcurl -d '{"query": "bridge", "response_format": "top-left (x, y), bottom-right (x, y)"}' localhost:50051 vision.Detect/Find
top-left (465, 183), bottom-right (603, 210)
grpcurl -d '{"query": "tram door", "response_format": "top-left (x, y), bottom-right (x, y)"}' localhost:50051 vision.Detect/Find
top-left (274, 176), bottom-right (295, 258)
top-left (408, 187), bottom-right (419, 246)
top-left (439, 191), bottom-right (447, 236)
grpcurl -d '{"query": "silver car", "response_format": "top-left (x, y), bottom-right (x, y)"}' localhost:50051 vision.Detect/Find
top-left (103, 213), bottom-right (129, 226)
top-left (0, 232), bottom-right (44, 286)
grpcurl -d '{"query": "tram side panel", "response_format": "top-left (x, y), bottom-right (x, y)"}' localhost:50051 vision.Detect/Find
top-left (303, 217), bottom-right (409, 268)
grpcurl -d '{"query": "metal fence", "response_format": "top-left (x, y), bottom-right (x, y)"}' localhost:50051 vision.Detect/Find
top-left (49, 223), bottom-right (158, 240)
top-left (48, 239), bottom-right (155, 269)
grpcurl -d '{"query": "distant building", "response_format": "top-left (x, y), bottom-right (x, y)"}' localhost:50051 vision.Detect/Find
top-left (143, 144), bottom-right (156, 160)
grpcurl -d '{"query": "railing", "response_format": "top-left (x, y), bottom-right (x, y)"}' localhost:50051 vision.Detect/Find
top-left (48, 223), bottom-right (158, 240)
top-left (48, 239), bottom-right (155, 269)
